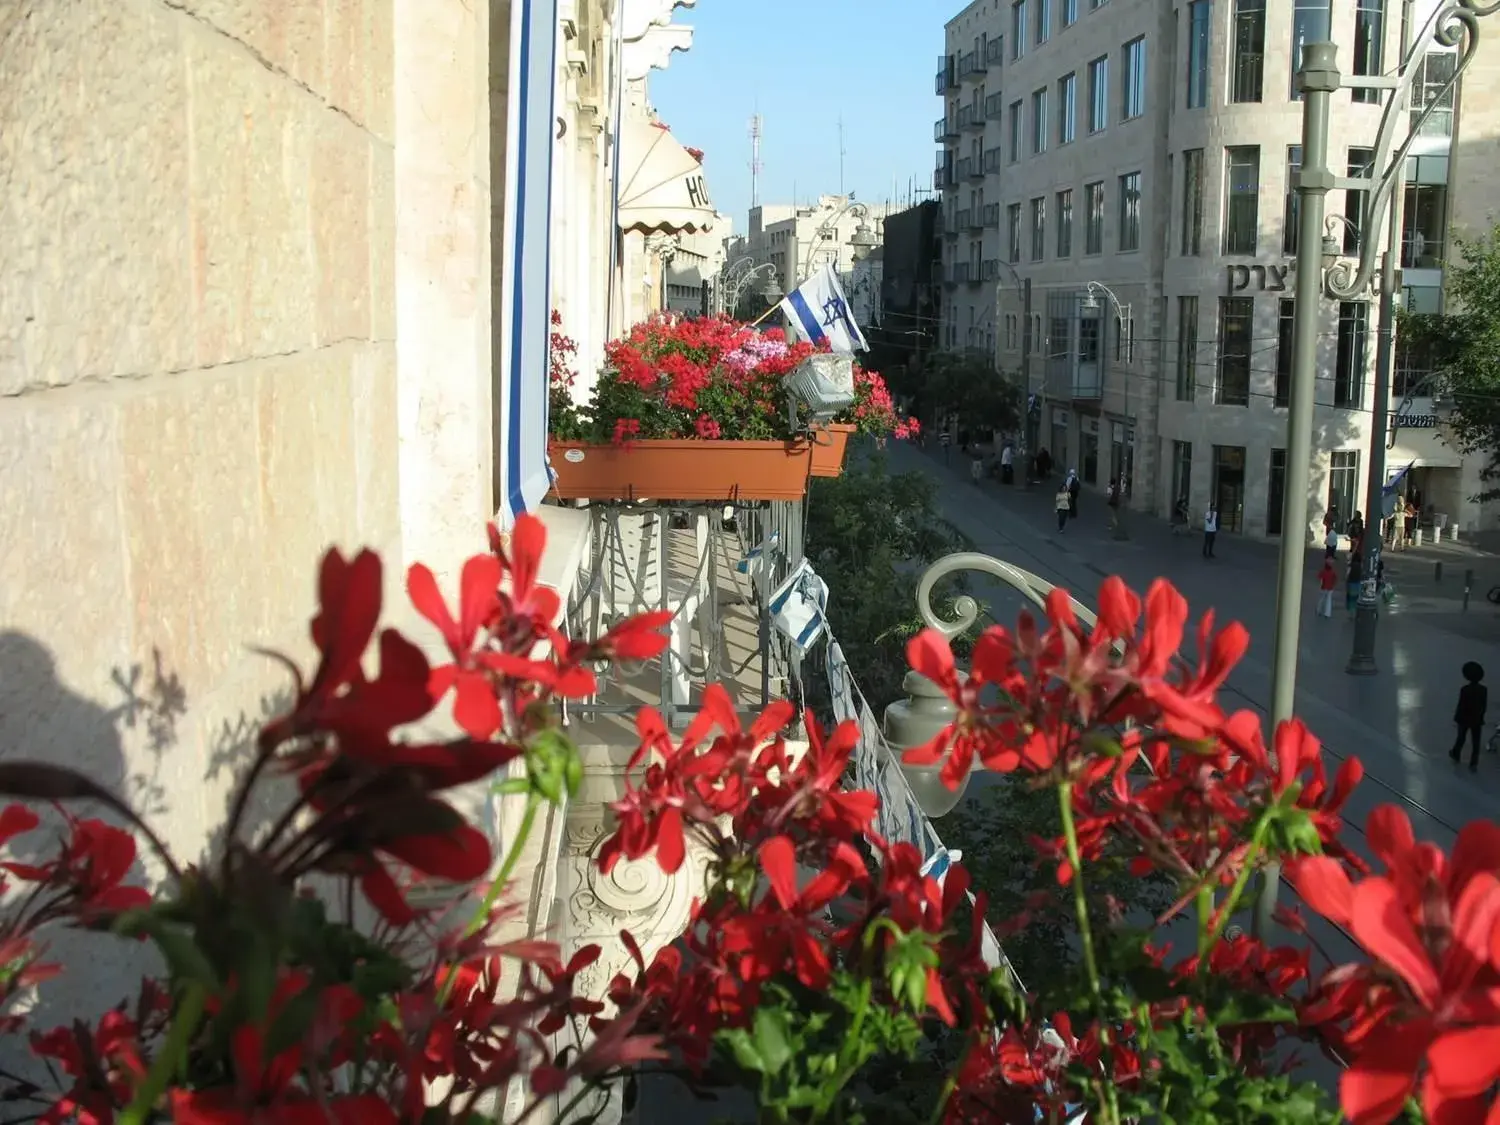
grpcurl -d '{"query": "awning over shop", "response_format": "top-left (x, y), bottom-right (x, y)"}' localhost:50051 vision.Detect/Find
top-left (617, 118), bottom-right (716, 235)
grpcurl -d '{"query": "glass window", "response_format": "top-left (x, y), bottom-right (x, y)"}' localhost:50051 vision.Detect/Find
top-left (1081, 427), bottom-right (1100, 484)
top-left (1335, 301), bottom-right (1368, 407)
top-left (1275, 298), bottom-right (1293, 407)
top-left (1412, 52), bottom-right (1457, 136)
top-left (1049, 315), bottom-right (1070, 358)
top-left (1008, 203), bottom-right (1023, 262)
top-left (1404, 183), bottom-right (1448, 267)
top-left (1171, 440), bottom-right (1193, 509)
top-left (1352, 0), bottom-right (1384, 103)
top-left (1211, 445), bottom-right (1246, 532)
top-left (1176, 295), bottom-right (1198, 400)
top-left (1122, 36), bottom-right (1147, 118)
top-left (1344, 147), bottom-right (1374, 253)
top-left (1231, 0), bottom-right (1265, 103)
top-left (1058, 73), bottom-right (1077, 143)
top-left (1036, 0), bottom-right (1051, 44)
top-left (1186, 0), bottom-right (1211, 108)
top-left (1084, 181), bottom-right (1105, 254)
top-left (1079, 316), bottom-right (1101, 364)
top-left (1283, 145), bottom-right (1302, 254)
top-left (1216, 296), bottom-right (1253, 406)
top-left (1088, 56), bottom-right (1109, 132)
top-left (1063, 0), bottom-right (1078, 25)
top-left (1395, 323), bottom-right (1438, 396)
top-left (1328, 450), bottom-right (1359, 532)
top-left (1290, 0), bottom-right (1331, 100)
top-left (1009, 100), bottom-right (1023, 162)
top-left (1182, 148), bottom-right (1204, 255)
top-left (1012, 0), bottom-right (1027, 58)
top-left (1056, 189), bottom-right (1074, 256)
top-left (1223, 146), bottom-right (1260, 255)
top-left (1267, 448), bottom-right (1287, 536)
top-left (1032, 88), bottom-right (1049, 154)
top-left (1118, 171), bottom-right (1142, 251)
top-left (1030, 196), bottom-right (1047, 260)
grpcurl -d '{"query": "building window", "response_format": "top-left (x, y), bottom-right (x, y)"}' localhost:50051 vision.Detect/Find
top-left (1216, 296), bottom-right (1253, 406)
top-left (1335, 301), bottom-right (1368, 408)
top-left (1231, 0), bottom-right (1265, 103)
top-left (1211, 445), bottom-right (1246, 532)
top-left (1056, 189), bottom-right (1074, 256)
top-left (1267, 448), bottom-right (1287, 536)
top-left (1181, 148), bottom-right (1204, 255)
top-left (1030, 196), bottom-right (1047, 261)
top-left (1186, 0), bottom-right (1211, 108)
top-left (1079, 316), bottom-right (1101, 365)
top-left (1290, 0), bottom-right (1330, 100)
top-left (1012, 0), bottom-right (1027, 58)
top-left (1328, 450), bottom-right (1359, 532)
top-left (1176, 295), bottom-right (1198, 400)
top-left (1084, 181), bottom-right (1105, 254)
top-left (1081, 425), bottom-right (1100, 484)
top-left (1395, 326), bottom-right (1438, 397)
top-left (1008, 203), bottom-right (1023, 263)
top-left (1087, 55), bottom-right (1109, 132)
top-left (1223, 146), bottom-right (1260, 255)
top-left (1058, 73), bottom-right (1077, 143)
top-left (1063, 0), bottom-right (1078, 25)
top-left (1036, 0), bottom-right (1051, 44)
top-left (1274, 298), bottom-right (1294, 407)
top-left (1412, 52), bottom-right (1457, 136)
top-left (1404, 181), bottom-right (1448, 268)
top-left (1118, 171), bottom-right (1142, 251)
top-left (1008, 100), bottom-right (1023, 162)
top-left (1352, 0), bottom-right (1383, 103)
top-left (1171, 440), bottom-right (1193, 509)
top-left (1031, 88), bottom-right (1049, 154)
top-left (1121, 36), bottom-right (1147, 118)
top-left (1283, 146), bottom-right (1302, 254)
top-left (1343, 147), bottom-right (1374, 254)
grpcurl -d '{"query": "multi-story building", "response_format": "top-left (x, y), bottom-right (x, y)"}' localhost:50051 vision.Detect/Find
top-left (725, 195), bottom-right (897, 299)
top-left (938, 0), bottom-right (1496, 539)
top-left (662, 214), bottom-right (732, 316)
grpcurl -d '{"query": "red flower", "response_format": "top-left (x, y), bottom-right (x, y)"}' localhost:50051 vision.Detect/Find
top-left (408, 554), bottom-right (505, 738)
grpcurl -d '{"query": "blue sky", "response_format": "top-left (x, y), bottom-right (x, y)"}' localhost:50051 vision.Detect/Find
top-left (649, 0), bottom-right (942, 235)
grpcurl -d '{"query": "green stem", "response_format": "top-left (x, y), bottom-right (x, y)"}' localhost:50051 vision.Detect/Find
top-left (1056, 780), bottom-right (1120, 1125)
top-left (1195, 887), bottom-right (1215, 963)
top-left (1203, 831), bottom-right (1267, 961)
top-left (437, 792), bottom-right (543, 1008)
top-left (119, 983), bottom-right (205, 1125)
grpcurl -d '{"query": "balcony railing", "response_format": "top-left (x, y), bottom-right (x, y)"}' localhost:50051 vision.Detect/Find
top-left (985, 37), bottom-right (1005, 66)
top-left (954, 159), bottom-right (973, 182)
top-left (966, 160), bottom-right (985, 182)
top-left (961, 105), bottom-right (985, 132)
top-left (985, 92), bottom-right (1006, 119)
top-left (948, 261), bottom-right (972, 285)
top-left (953, 208), bottom-right (972, 231)
top-left (935, 53), bottom-right (954, 94)
top-left (943, 114), bottom-right (961, 140)
top-left (969, 262), bottom-right (988, 285)
top-left (981, 202), bottom-right (1002, 228)
top-left (933, 117), bottom-right (947, 142)
top-left (962, 51), bottom-right (986, 79)
top-left (982, 147), bottom-right (1003, 175)
top-left (966, 210), bottom-right (985, 231)
top-left (956, 105), bottom-right (976, 132)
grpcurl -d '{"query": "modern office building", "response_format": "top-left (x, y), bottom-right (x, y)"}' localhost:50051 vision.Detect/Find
top-left (938, 0), bottom-right (1498, 539)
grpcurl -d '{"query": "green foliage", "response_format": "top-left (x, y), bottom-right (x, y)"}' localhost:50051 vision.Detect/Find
top-left (802, 456), bottom-right (972, 712)
top-left (1399, 223), bottom-right (1500, 500)
top-left (918, 351), bottom-right (1023, 436)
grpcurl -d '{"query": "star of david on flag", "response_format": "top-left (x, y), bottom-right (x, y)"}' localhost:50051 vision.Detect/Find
top-left (778, 264), bottom-right (869, 355)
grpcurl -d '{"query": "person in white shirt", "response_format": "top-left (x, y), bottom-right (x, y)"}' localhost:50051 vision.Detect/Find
top-left (1202, 503), bottom-right (1219, 559)
top-left (1000, 443), bottom-right (1014, 485)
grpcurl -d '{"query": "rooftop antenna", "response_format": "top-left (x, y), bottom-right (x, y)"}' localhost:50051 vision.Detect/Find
top-left (748, 112), bottom-right (763, 210)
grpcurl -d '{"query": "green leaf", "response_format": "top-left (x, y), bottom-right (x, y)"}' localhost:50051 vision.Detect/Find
top-left (264, 985), bottom-right (320, 1058)
top-left (719, 1027), bottom-right (765, 1074)
top-left (120, 912), bottom-right (220, 989)
top-left (752, 1006), bottom-right (794, 1075)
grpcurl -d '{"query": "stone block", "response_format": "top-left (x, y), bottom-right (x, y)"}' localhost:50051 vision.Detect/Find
top-left (370, 141), bottom-right (396, 341)
top-left (186, 28), bottom-right (316, 367)
top-left (120, 375), bottom-right (268, 688)
top-left (324, 0), bottom-right (368, 127)
top-left (175, 0), bottom-right (325, 93)
top-left (312, 114), bottom-right (373, 343)
top-left (0, 0), bottom-right (193, 393)
top-left (366, 0), bottom-right (396, 141)
top-left (351, 342), bottom-right (400, 548)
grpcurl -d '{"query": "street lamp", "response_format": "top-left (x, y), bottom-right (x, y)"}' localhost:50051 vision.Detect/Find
top-left (1080, 282), bottom-right (1134, 540)
top-left (1257, 6), bottom-right (1478, 935)
top-left (800, 199), bottom-right (876, 280)
top-left (719, 258), bottom-right (782, 317)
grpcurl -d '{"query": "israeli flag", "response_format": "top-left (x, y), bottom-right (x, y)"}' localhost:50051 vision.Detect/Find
top-left (920, 846), bottom-right (962, 890)
top-left (1383, 460), bottom-right (1417, 496)
top-left (779, 265), bottom-right (869, 354)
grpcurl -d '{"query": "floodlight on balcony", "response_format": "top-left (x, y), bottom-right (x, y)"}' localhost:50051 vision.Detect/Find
top-left (782, 353), bottom-right (856, 428)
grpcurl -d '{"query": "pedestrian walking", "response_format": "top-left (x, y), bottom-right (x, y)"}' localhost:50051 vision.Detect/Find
top-left (970, 453), bottom-right (984, 486)
top-left (1317, 557), bottom-right (1338, 618)
top-left (1202, 503), bottom-right (1219, 559)
top-left (1106, 477), bottom-right (1121, 532)
top-left (1036, 447), bottom-right (1052, 481)
top-left (1054, 483), bottom-right (1071, 532)
top-left (1345, 553), bottom-right (1363, 617)
top-left (1000, 443), bottom-right (1015, 485)
top-left (1324, 524), bottom-right (1339, 560)
top-left (1449, 661), bottom-right (1489, 772)
top-left (1066, 470), bottom-right (1080, 520)
top-left (1348, 511), bottom-right (1365, 555)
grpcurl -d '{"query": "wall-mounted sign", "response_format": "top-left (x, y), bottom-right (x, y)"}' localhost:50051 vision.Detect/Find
top-left (1052, 408), bottom-right (1071, 427)
top-left (1392, 414), bottom-right (1440, 429)
top-left (1083, 416), bottom-right (1100, 435)
top-left (1225, 263), bottom-right (1291, 294)
top-left (686, 174), bottom-right (712, 209)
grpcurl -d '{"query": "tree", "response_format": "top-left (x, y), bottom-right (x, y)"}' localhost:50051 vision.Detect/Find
top-left (919, 349), bottom-right (1022, 437)
top-left (1399, 223), bottom-right (1500, 499)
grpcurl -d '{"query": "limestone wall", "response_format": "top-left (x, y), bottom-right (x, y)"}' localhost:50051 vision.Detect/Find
top-left (0, 0), bottom-right (399, 874)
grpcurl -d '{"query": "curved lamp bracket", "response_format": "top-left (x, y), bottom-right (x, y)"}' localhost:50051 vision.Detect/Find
top-left (914, 551), bottom-right (1106, 640)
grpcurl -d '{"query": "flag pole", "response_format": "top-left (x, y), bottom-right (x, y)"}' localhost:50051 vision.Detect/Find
top-left (750, 305), bottom-right (778, 327)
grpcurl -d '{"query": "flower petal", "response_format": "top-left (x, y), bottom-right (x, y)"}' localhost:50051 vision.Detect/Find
top-left (1426, 1025), bottom-right (1500, 1098)
top-left (758, 835), bottom-right (799, 910)
top-left (1350, 878), bottom-right (1440, 1006)
top-left (1340, 1027), bottom-right (1426, 1125)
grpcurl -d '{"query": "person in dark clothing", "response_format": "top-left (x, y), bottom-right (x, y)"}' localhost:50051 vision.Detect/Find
top-left (1450, 662), bottom-right (1489, 772)
top-left (1036, 447), bottom-right (1052, 480)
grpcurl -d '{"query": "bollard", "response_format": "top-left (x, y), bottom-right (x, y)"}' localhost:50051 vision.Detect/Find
top-left (1436, 561), bottom-right (1444, 584)
top-left (1465, 568), bottom-right (1475, 611)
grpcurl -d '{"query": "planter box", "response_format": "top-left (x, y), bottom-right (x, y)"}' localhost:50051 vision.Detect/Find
top-left (809, 423), bottom-right (857, 479)
top-left (548, 439), bottom-right (814, 502)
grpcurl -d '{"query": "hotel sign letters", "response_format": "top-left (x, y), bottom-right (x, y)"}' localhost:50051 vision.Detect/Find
top-left (1224, 263), bottom-right (1291, 294)
top-left (686, 174), bottom-right (711, 209)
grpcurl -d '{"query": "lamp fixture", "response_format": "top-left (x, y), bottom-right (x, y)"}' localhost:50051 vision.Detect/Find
top-left (849, 222), bottom-right (878, 249)
top-left (782, 353), bottom-right (856, 428)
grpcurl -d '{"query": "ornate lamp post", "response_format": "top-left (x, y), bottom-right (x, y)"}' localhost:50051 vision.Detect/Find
top-left (719, 259), bottom-right (782, 318)
top-left (800, 200), bottom-right (878, 282)
top-left (1258, 5), bottom-right (1482, 934)
top-left (1080, 282), bottom-right (1133, 539)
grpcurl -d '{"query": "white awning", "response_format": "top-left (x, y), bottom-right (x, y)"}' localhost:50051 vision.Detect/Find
top-left (617, 119), bottom-right (716, 235)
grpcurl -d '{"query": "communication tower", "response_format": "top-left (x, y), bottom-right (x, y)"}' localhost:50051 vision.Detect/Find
top-left (748, 113), bottom-right (763, 209)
